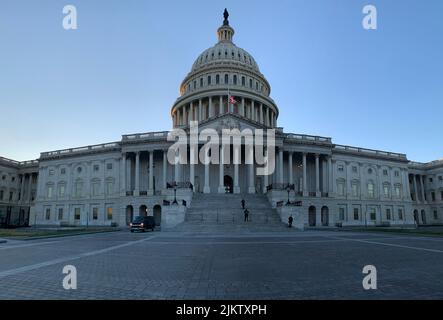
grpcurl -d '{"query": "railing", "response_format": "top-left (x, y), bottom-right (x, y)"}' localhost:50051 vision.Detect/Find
top-left (334, 144), bottom-right (407, 159)
top-left (139, 191), bottom-right (148, 196)
top-left (0, 157), bottom-right (39, 167)
top-left (41, 142), bottom-right (120, 158)
top-left (126, 191), bottom-right (134, 196)
top-left (267, 183), bottom-right (295, 191)
top-left (409, 159), bottom-right (443, 169)
top-left (309, 192), bottom-right (317, 197)
top-left (285, 134), bottom-right (332, 143)
top-left (122, 131), bottom-right (169, 141)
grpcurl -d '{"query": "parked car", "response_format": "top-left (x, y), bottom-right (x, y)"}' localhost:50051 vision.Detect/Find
top-left (130, 216), bottom-right (156, 232)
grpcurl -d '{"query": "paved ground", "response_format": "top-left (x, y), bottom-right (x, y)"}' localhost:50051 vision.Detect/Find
top-left (1, 226), bottom-right (443, 299)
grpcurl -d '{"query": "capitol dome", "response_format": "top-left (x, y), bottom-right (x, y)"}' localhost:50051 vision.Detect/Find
top-left (171, 9), bottom-right (279, 129)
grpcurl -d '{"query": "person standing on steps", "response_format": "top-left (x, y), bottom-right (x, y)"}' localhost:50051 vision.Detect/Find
top-left (241, 199), bottom-right (245, 210)
top-left (288, 215), bottom-right (293, 228)
top-left (244, 208), bottom-right (250, 222)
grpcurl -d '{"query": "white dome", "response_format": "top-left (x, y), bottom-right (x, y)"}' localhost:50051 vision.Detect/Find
top-left (191, 42), bottom-right (260, 73)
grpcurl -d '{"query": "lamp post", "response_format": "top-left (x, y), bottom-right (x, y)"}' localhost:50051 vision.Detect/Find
top-left (173, 185), bottom-right (178, 205)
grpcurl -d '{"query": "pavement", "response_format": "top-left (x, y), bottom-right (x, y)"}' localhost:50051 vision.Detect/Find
top-left (0, 226), bottom-right (443, 299)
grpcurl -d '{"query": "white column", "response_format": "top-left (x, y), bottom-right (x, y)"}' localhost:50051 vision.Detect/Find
top-left (189, 147), bottom-right (195, 193)
top-left (420, 175), bottom-right (426, 203)
top-left (198, 99), bottom-right (202, 122)
top-left (204, 148), bottom-right (210, 194)
top-left (241, 97), bottom-right (245, 117)
top-left (251, 101), bottom-right (255, 121)
top-left (20, 174), bottom-right (25, 202)
top-left (413, 174), bottom-right (419, 203)
top-left (27, 174), bottom-right (33, 202)
top-left (288, 152), bottom-right (293, 185)
top-left (328, 157), bottom-right (333, 196)
top-left (404, 171), bottom-right (411, 200)
top-left (218, 145), bottom-right (225, 193)
top-left (183, 105), bottom-right (188, 126)
top-left (260, 103), bottom-right (264, 124)
top-left (234, 145), bottom-right (240, 194)
top-left (248, 147), bottom-right (255, 194)
top-left (162, 150), bottom-right (167, 189)
top-left (315, 154), bottom-right (320, 197)
top-left (278, 149), bottom-right (283, 184)
top-left (174, 151), bottom-right (179, 183)
top-left (148, 151), bottom-right (154, 194)
top-left (121, 154), bottom-right (126, 196)
top-left (209, 97), bottom-right (213, 118)
top-left (266, 107), bottom-right (270, 127)
top-left (303, 153), bottom-right (308, 197)
top-left (188, 102), bottom-right (193, 122)
top-left (219, 96), bottom-right (223, 115)
top-left (135, 152), bottom-right (140, 196)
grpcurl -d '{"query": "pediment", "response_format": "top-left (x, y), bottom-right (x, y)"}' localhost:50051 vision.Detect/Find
top-left (192, 113), bottom-right (267, 134)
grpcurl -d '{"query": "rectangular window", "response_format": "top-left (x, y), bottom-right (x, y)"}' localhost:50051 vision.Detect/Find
top-left (107, 207), bottom-right (113, 220)
top-left (386, 209), bottom-right (391, 220)
top-left (75, 182), bottom-right (83, 197)
top-left (352, 166), bottom-right (357, 173)
top-left (47, 186), bottom-right (53, 199)
top-left (49, 169), bottom-right (55, 176)
top-left (439, 176), bottom-right (443, 181)
top-left (383, 185), bottom-right (390, 197)
top-left (59, 185), bottom-right (65, 197)
top-left (61, 168), bottom-right (66, 175)
top-left (106, 181), bottom-right (113, 195)
top-left (398, 209), bottom-right (403, 220)
top-left (383, 169), bottom-right (388, 176)
top-left (9, 192), bottom-right (13, 201)
top-left (45, 208), bottom-right (51, 220)
top-left (58, 208), bottom-right (63, 220)
top-left (93, 207), bottom-right (98, 220)
top-left (106, 163), bottom-right (113, 170)
top-left (338, 165), bottom-right (344, 172)
top-left (352, 184), bottom-right (358, 197)
top-left (0, 190), bottom-right (3, 200)
top-left (431, 192), bottom-right (436, 202)
top-left (370, 208), bottom-right (376, 221)
top-left (395, 171), bottom-right (400, 177)
top-left (429, 177), bottom-right (433, 183)
top-left (93, 165), bottom-right (99, 172)
top-left (395, 186), bottom-right (401, 198)
top-left (339, 208), bottom-right (345, 221)
top-left (368, 183), bottom-right (374, 198)
top-left (92, 183), bottom-right (100, 196)
top-left (434, 210), bottom-right (438, 220)
top-left (74, 208), bottom-right (81, 220)
top-left (353, 208), bottom-right (359, 220)
top-left (338, 182), bottom-right (345, 196)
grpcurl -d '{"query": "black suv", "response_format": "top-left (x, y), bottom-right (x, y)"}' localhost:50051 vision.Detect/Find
top-left (130, 216), bottom-right (156, 232)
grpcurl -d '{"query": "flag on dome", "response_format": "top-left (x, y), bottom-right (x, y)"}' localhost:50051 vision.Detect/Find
top-left (229, 96), bottom-right (238, 104)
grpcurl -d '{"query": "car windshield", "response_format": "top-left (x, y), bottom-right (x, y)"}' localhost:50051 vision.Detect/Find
top-left (133, 217), bottom-right (144, 223)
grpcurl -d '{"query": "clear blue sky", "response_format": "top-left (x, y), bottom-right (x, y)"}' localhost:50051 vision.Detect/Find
top-left (1, 0), bottom-right (442, 163)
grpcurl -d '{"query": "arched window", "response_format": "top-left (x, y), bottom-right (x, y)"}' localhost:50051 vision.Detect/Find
top-left (224, 74), bottom-right (229, 84)
top-left (233, 75), bottom-right (237, 85)
top-left (193, 81), bottom-right (196, 90)
top-left (200, 78), bottom-right (203, 87)
top-left (207, 75), bottom-right (211, 85)
top-left (249, 79), bottom-right (253, 88)
top-left (242, 76), bottom-right (246, 86)
top-left (216, 75), bottom-right (220, 85)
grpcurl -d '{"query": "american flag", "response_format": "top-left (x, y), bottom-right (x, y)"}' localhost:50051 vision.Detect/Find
top-left (229, 96), bottom-right (237, 104)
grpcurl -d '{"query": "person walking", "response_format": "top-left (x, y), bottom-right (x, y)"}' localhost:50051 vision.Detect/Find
top-left (288, 215), bottom-right (293, 228)
top-left (241, 199), bottom-right (245, 210)
top-left (244, 208), bottom-right (249, 222)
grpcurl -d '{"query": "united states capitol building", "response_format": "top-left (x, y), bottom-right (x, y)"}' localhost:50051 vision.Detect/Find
top-left (1, 11), bottom-right (442, 230)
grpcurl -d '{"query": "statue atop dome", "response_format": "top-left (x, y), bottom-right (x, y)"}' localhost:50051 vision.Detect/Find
top-left (223, 8), bottom-right (229, 25)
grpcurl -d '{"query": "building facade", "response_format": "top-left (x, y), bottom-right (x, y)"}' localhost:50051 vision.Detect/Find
top-left (1, 12), bottom-right (442, 229)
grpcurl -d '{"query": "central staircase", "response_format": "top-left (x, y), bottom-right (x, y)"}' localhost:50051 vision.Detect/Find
top-left (170, 193), bottom-right (284, 232)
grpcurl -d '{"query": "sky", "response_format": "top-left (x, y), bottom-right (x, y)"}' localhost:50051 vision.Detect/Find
top-left (0, 0), bottom-right (442, 163)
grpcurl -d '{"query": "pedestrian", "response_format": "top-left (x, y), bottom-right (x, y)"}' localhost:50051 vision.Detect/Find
top-left (241, 199), bottom-right (245, 210)
top-left (288, 215), bottom-right (293, 228)
top-left (244, 208), bottom-right (249, 222)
